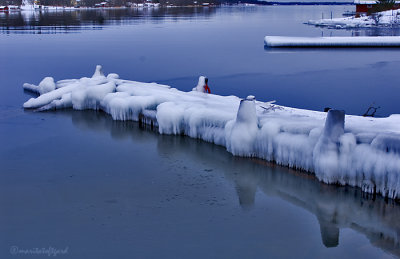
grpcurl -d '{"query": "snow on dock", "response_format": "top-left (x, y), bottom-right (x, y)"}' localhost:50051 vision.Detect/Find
top-left (264, 36), bottom-right (400, 47)
top-left (23, 66), bottom-right (400, 199)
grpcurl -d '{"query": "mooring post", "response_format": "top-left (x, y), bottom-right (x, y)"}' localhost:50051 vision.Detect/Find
top-left (313, 109), bottom-right (345, 182)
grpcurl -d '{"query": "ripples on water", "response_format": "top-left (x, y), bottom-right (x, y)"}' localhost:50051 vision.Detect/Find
top-left (2, 7), bottom-right (400, 36)
top-left (0, 8), bottom-right (217, 34)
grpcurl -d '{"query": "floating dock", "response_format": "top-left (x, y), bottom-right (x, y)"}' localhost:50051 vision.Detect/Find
top-left (264, 36), bottom-right (400, 47)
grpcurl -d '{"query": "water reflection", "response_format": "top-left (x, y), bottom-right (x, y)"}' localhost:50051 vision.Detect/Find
top-left (317, 26), bottom-right (400, 37)
top-left (2, 7), bottom-right (400, 36)
top-left (67, 110), bottom-right (400, 256)
top-left (0, 7), bottom-right (216, 34)
top-left (350, 27), bottom-right (400, 36)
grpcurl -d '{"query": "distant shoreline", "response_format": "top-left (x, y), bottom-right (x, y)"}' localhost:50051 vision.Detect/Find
top-left (253, 1), bottom-right (354, 5)
top-left (1, 3), bottom-right (355, 9)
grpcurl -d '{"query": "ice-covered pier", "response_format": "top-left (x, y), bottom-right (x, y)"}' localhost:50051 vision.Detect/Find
top-left (23, 66), bottom-right (400, 199)
top-left (264, 36), bottom-right (400, 47)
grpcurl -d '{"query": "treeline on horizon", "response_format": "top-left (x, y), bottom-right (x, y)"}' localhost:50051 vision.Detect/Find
top-left (0, 0), bottom-right (353, 6)
top-left (1, 0), bottom-right (218, 6)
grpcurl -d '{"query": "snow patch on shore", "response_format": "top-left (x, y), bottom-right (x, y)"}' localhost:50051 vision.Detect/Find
top-left (308, 9), bottom-right (400, 28)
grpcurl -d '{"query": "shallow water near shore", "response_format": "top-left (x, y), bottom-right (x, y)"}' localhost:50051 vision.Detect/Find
top-left (1, 6), bottom-right (400, 258)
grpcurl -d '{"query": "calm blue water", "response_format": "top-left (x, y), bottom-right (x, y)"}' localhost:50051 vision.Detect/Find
top-left (1, 6), bottom-right (400, 258)
top-left (1, 6), bottom-right (400, 116)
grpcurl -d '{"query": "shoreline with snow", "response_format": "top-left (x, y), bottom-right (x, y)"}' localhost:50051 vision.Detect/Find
top-left (308, 9), bottom-right (400, 28)
top-left (22, 66), bottom-right (400, 199)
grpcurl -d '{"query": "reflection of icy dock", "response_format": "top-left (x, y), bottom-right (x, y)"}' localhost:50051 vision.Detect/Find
top-left (22, 65), bottom-right (400, 199)
top-left (69, 110), bottom-right (400, 254)
top-left (264, 36), bottom-right (400, 47)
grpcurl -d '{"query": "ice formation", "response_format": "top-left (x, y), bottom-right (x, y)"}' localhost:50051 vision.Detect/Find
top-left (23, 77), bottom-right (56, 95)
top-left (308, 9), bottom-right (400, 28)
top-left (264, 36), bottom-right (400, 47)
top-left (192, 76), bottom-right (207, 93)
top-left (22, 66), bottom-right (400, 199)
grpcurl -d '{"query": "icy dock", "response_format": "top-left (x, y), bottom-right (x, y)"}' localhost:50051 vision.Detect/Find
top-left (264, 36), bottom-right (400, 47)
top-left (23, 66), bottom-right (400, 199)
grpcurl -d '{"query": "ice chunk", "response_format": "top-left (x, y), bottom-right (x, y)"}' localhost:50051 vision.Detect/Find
top-left (371, 134), bottom-right (400, 154)
top-left (107, 73), bottom-right (119, 80)
top-left (23, 83), bottom-right (79, 109)
top-left (23, 77), bottom-right (55, 95)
